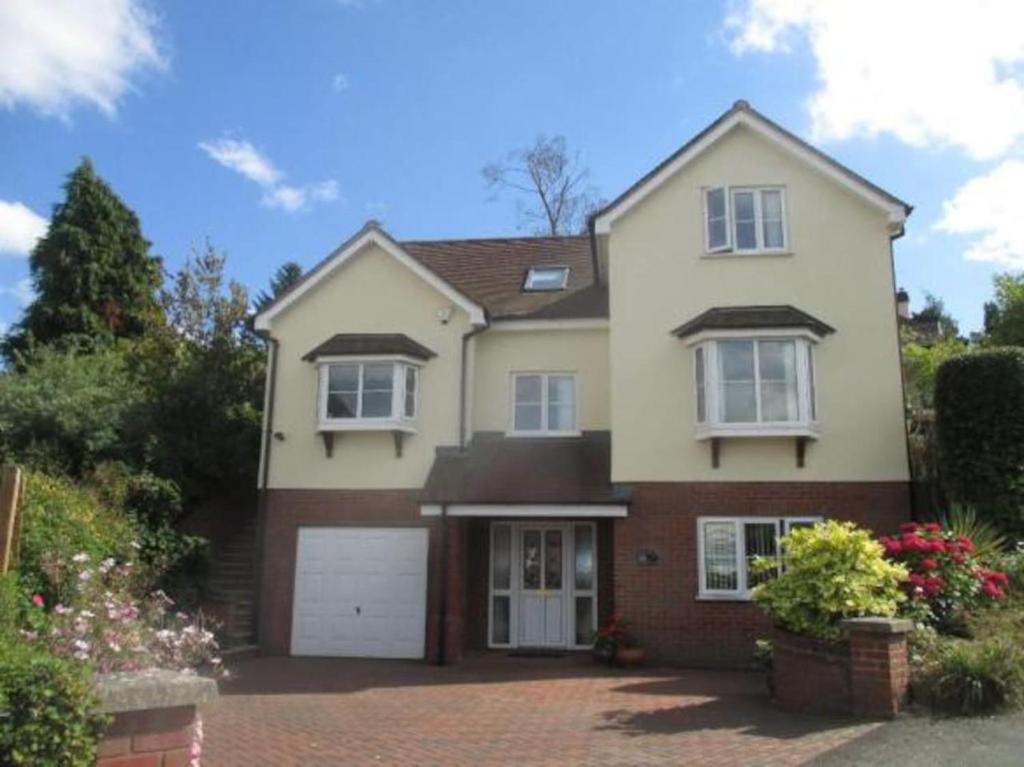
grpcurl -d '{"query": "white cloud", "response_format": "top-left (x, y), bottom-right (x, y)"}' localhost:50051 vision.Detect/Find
top-left (725, 0), bottom-right (1024, 160)
top-left (200, 135), bottom-right (338, 214)
top-left (198, 138), bottom-right (282, 188)
top-left (0, 200), bottom-right (48, 257)
top-left (0, 0), bottom-right (165, 119)
top-left (0, 278), bottom-right (35, 307)
top-left (332, 72), bottom-right (350, 92)
top-left (935, 159), bottom-right (1024, 267)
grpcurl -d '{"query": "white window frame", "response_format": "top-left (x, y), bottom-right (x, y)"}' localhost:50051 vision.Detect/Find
top-left (697, 516), bottom-right (823, 600)
top-left (691, 333), bottom-right (819, 439)
top-left (703, 186), bottom-right (788, 255)
top-left (523, 266), bottom-right (570, 292)
top-left (508, 372), bottom-right (580, 437)
top-left (316, 355), bottom-right (420, 432)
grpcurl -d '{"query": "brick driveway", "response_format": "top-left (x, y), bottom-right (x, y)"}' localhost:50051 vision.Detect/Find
top-left (202, 655), bottom-right (884, 766)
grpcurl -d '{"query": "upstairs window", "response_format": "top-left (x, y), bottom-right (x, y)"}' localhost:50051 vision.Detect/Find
top-left (318, 361), bottom-right (419, 428)
top-left (523, 266), bottom-right (569, 291)
top-left (704, 186), bottom-right (787, 254)
top-left (511, 372), bottom-right (578, 435)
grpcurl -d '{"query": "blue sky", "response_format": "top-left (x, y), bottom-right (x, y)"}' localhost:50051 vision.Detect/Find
top-left (1, 1), bottom-right (1023, 333)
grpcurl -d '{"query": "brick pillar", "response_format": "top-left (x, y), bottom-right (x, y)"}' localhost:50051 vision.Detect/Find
top-left (842, 617), bottom-right (913, 719)
top-left (443, 518), bottom-right (467, 664)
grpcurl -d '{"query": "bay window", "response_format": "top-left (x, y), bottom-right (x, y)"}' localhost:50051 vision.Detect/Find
top-left (698, 516), bottom-right (822, 599)
top-left (317, 359), bottom-right (419, 431)
top-left (704, 186), bottom-right (787, 254)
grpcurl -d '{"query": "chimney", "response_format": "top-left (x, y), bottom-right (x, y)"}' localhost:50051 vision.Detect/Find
top-left (896, 288), bottom-right (910, 319)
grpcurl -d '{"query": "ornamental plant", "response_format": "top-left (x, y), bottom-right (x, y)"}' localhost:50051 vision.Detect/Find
top-left (880, 522), bottom-right (1009, 630)
top-left (751, 521), bottom-right (908, 642)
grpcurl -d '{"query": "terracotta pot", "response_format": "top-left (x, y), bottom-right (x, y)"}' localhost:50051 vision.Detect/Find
top-left (615, 647), bottom-right (645, 667)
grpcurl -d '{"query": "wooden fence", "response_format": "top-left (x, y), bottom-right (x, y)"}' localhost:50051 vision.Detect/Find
top-left (0, 465), bottom-right (23, 574)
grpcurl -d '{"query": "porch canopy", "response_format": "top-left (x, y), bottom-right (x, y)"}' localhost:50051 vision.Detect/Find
top-left (419, 431), bottom-right (629, 517)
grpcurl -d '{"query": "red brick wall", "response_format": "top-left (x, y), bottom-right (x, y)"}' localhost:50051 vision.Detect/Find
top-left (614, 482), bottom-right (911, 667)
top-left (772, 630), bottom-right (852, 715)
top-left (849, 629), bottom-right (910, 718)
top-left (97, 705), bottom-right (196, 767)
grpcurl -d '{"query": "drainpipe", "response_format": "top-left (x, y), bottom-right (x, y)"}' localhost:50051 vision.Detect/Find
top-left (252, 333), bottom-right (280, 646)
top-left (438, 503), bottom-right (449, 665)
top-left (888, 230), bottom-right (919, 521)
top-left (459, 324), bottom-right (488, 450)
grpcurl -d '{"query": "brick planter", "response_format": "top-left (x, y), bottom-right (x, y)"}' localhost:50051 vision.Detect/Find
top-left (771, 618), bottom-right (913, 719)
top-left (93, 669), bottom-right (218, 766)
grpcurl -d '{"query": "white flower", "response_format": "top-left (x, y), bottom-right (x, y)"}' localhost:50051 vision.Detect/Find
top-left (130, 540), bottom-right (142, 550)
top-left (78, 570), bottom-right (92, 582)
top-left (73, 639), bottom-right (90, 651)
top-left (79, 610), bottom-right (95, 619)
top-left (54, 604), bottom-right (72, 615)
top-left (72, 553), bottom-right (90, 563)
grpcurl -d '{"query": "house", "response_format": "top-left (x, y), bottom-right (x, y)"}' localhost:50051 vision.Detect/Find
top-left (252, 101), bottom-right (912, 667)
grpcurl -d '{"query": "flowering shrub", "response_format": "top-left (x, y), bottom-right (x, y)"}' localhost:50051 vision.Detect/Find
top-left (22, 553), bottom-right (225, 679)
top-left (880, 522), bottom-right (1009, 628)
top-left (591, 613), bottom-right (638, 664)
top-left (751, 521), bottom-right (908, 641)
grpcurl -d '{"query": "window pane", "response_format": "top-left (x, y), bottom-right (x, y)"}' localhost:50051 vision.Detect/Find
top-left (706, 188), bottom-right (728, 249)
top-left (574, 597), bottom-right (594, 645)
top-left (708, 218), bottom-right (728, 249)
top-left (763, 220), bottom-right (784, 249)
top-left (704, 522), bottom-right (738, 591)
top-left (404, 367), bottom-right (416, 418)
top-left (759, 341), bottom-right (798, 422)
top-left (761, 190), bottom-right (784, 248)
top-left (547, 403), bottom-right (575, 432)
top-left (807, 346), bottom-right (817, 420)
top-left (492, 525), bottom-right (511, 590)
top-left (361, 391), bottom-right (392, 418)
top-left (720, 340), bottom-right (757, 422)
top-left (328, 364), bottom-right (359, 392)
top-left (515, 375), bottom-right (542, 403)
top-left (327, 392), bottom-right (357, 418)
top-left (695, 347), bottom-right (706, 423)
top-left (707, 187), bottom-right (727, 219)
top-left (525, 267), bottom-right (568, 291)
top-left (363, 363), bottom-right (394, 390)
top-left (733, 191), bottom-right (757, 249)
top-left (745, 522), bottom-right (778, 589)
top-left (545, 530), bottom-right (563, 589)
top-left (761, 383), bottom-right (798, 422)
top-left (574, 525), bottom-right (594, 591)
top-left (514, 403), bottom-right (542, 431)
top-left (522, 531), bottom-right (541, 590)
top-left (720, 340), bottom-right (755, 381)
top-left (548, 375), bottom-right (574, 403)
top-left (492, 596), bottom-right (510, 644)
top-left (723, 382), bottom-right (757, 422)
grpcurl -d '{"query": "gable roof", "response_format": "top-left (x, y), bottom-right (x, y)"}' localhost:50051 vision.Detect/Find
top-left (592, 100), bottom-right (911, 236)
top-left (302, 333), bottom-right (437, 361)
top-left (671, 305), bottom-right (836, 339)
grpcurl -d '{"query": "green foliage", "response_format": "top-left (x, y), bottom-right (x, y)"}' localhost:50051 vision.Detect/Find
top-left (913, 636), bottom-right (1024, 715)
top-left (901, 334), bottom-right (967, 412)
top-left (0, 344), bottom-right (144, 476)
top-left (0, 573), bottom-right (21, 640)
top-left (983, 272), bottom-right (1024, 347)
top-left (935, 349), bottom-right (1024, 537)
top-left (751, 521), bottom-right (908, 641)
top-left (16, 471), bottom-right (139, 606)
top-left (940, 505), bottom-right (1009, 563)
top-left (254, 260), bottom-right (303, 312)
top-left (0, 643), bottom-right (107, 766)
top-left (3, 159), bottom-right (163, 363)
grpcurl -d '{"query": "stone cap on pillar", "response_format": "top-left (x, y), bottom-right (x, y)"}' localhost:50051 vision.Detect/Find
top-left (93, 669), bottom-right (219, 714)
top-left (841, 617), bottom-right (914, 635)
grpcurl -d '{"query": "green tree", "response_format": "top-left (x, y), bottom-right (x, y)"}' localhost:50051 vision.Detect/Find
top-left (915, 292), bottom-right (960, 340)
top-left (254, 261), bottom-right (303, 312)
top-left (4, 159), bottom-right (163, 362)
top-left (983, 273), bottom-right (1024, 347)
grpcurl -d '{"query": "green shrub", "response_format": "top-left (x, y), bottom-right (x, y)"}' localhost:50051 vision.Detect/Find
top-left (913, 637), bottom-right (1024, 715)
top-left (751, 520), bottom-right (908, 641)
top-left (17, 471), bottom-right (140, 606)
top-left (0, 644), bottom-right (108, 766)
top-left (935, 349), bottom-right (1024, 537)
top-left (940, 505), bottom-right (1009, 563)
top-left (0, 573), bottom-right (21, 640)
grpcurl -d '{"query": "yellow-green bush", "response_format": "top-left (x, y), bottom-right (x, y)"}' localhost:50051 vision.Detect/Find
top-left (752, 520), bottom-right (908, 641)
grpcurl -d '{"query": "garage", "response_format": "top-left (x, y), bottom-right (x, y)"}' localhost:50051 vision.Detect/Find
top-left (290, 527), bottom-right (429, 658)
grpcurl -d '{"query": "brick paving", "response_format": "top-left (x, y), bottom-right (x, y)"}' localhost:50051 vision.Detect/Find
top-left (202, 655), bottom-right (885, 766)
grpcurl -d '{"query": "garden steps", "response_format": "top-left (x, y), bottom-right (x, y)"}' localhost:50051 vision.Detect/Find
top-left (206, 519), bottom-right (258, 647)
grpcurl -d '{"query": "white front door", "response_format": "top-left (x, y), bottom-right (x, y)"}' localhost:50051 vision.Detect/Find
top-left (518, 526), bottom-right (566, 647)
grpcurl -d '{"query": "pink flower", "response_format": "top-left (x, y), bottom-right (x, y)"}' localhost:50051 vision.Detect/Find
top-left (929, 539), bottom-right (947, 553)
top-left (900, 522), bottom-right (919, 534)
top-left (31, 594), bottom-right (44, 608)
top-left (923, 522), bottom-right (942, 533)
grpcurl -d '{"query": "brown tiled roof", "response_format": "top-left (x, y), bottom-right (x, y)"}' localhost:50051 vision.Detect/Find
top-left (302, 333), bottom-right (436, 361)
top-left (401, 235), bottom-right (598, 319)
top-left (421, 431), bottom-right (629, 504)
top-left (671, 305), bottom-right (835, 339)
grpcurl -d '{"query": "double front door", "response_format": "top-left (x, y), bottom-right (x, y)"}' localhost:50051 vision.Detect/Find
top-left (489, 521), bottom-right (597, 650)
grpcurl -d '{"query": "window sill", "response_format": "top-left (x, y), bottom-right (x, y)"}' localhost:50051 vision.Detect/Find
top-left (504, 430), bottom-right (583, 439)
top-left (318, 420), bottom-right (418, 434)
top-left (696, 424), bottom-right (819, 440)
top-left (696, 593), bottom-right (754, 602)
top-left (701, 250), bottom-right (793, 260)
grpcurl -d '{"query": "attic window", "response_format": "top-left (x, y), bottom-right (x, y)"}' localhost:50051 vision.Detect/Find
top-left (524, 266), bottom-right (569, 292)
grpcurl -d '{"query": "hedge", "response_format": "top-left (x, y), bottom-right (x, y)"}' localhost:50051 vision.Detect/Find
top-left (935, 348), bottom-right (1024, 533)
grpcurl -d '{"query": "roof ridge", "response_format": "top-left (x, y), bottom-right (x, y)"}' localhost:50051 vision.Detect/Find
top-left (401, 234), bottom-right (589, 245)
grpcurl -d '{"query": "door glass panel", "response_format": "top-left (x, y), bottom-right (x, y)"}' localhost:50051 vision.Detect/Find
top-left (574, 597), bottom-right (594, 645)
top-left (574, 525), bottom-right (594, 590)
top-left (492, 596), bottom-right (510, 644)
top-left (522, 530), bottom-right (541, 590)
top-left (492, 524), bottom-right (511, 591)
top-left (544, 530), bottom-right (563, 589)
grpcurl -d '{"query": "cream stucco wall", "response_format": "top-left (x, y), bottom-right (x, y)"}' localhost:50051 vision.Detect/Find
top-left (607, 124), bottom-right (910, 482)
top-left (471, 327), bottom-right (610, 433)
top-left (264, 242), bottom-right (472, 489)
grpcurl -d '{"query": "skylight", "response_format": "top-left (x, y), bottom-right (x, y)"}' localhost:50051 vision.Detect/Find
top-left (523, 266), bottom-right (569, 292)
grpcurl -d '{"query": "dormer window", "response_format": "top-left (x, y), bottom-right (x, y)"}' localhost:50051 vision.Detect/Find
top-left (523, 266), bottom-right (569, 292)
top-left (704, 187), bottom-right (787, 254)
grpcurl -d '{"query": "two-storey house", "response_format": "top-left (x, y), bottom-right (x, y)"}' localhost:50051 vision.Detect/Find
top-left (252, 101), bottom-right (912, 666)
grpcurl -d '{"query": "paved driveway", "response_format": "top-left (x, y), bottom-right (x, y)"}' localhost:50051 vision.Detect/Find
top-left (201, 655), bottom-right (884, 766)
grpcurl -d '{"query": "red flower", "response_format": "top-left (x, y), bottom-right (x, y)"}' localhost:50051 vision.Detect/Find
top-left (923, 522), bottom-right (942, 533)
top-left (900, 522), bottom-right (919, 534)
top-left (31, 594), bottom-right (44, 608)
top-left (880, 536), bottom-right (903, 556)
top-left (929, 539), bottom-right (947, 553)
top-left (920, 558), bottom-right (939, 571)
top-left (922, 576), bottom-right (945, 597)
top-left (951, 552), bottom-right (966, 565)
top-left (982, 581), bottom-right (1006, 599)
top-left (907, 573), bottom-right (927, 587)
top-left (958, 537), bottom-right (975, 554)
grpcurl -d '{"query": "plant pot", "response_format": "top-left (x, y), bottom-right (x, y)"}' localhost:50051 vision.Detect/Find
top-left (615, 647), bottom-right (645, 667)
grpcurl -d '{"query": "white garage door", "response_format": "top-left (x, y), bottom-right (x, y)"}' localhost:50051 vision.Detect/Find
top-left (291, 527), bottom-right (429, 659)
